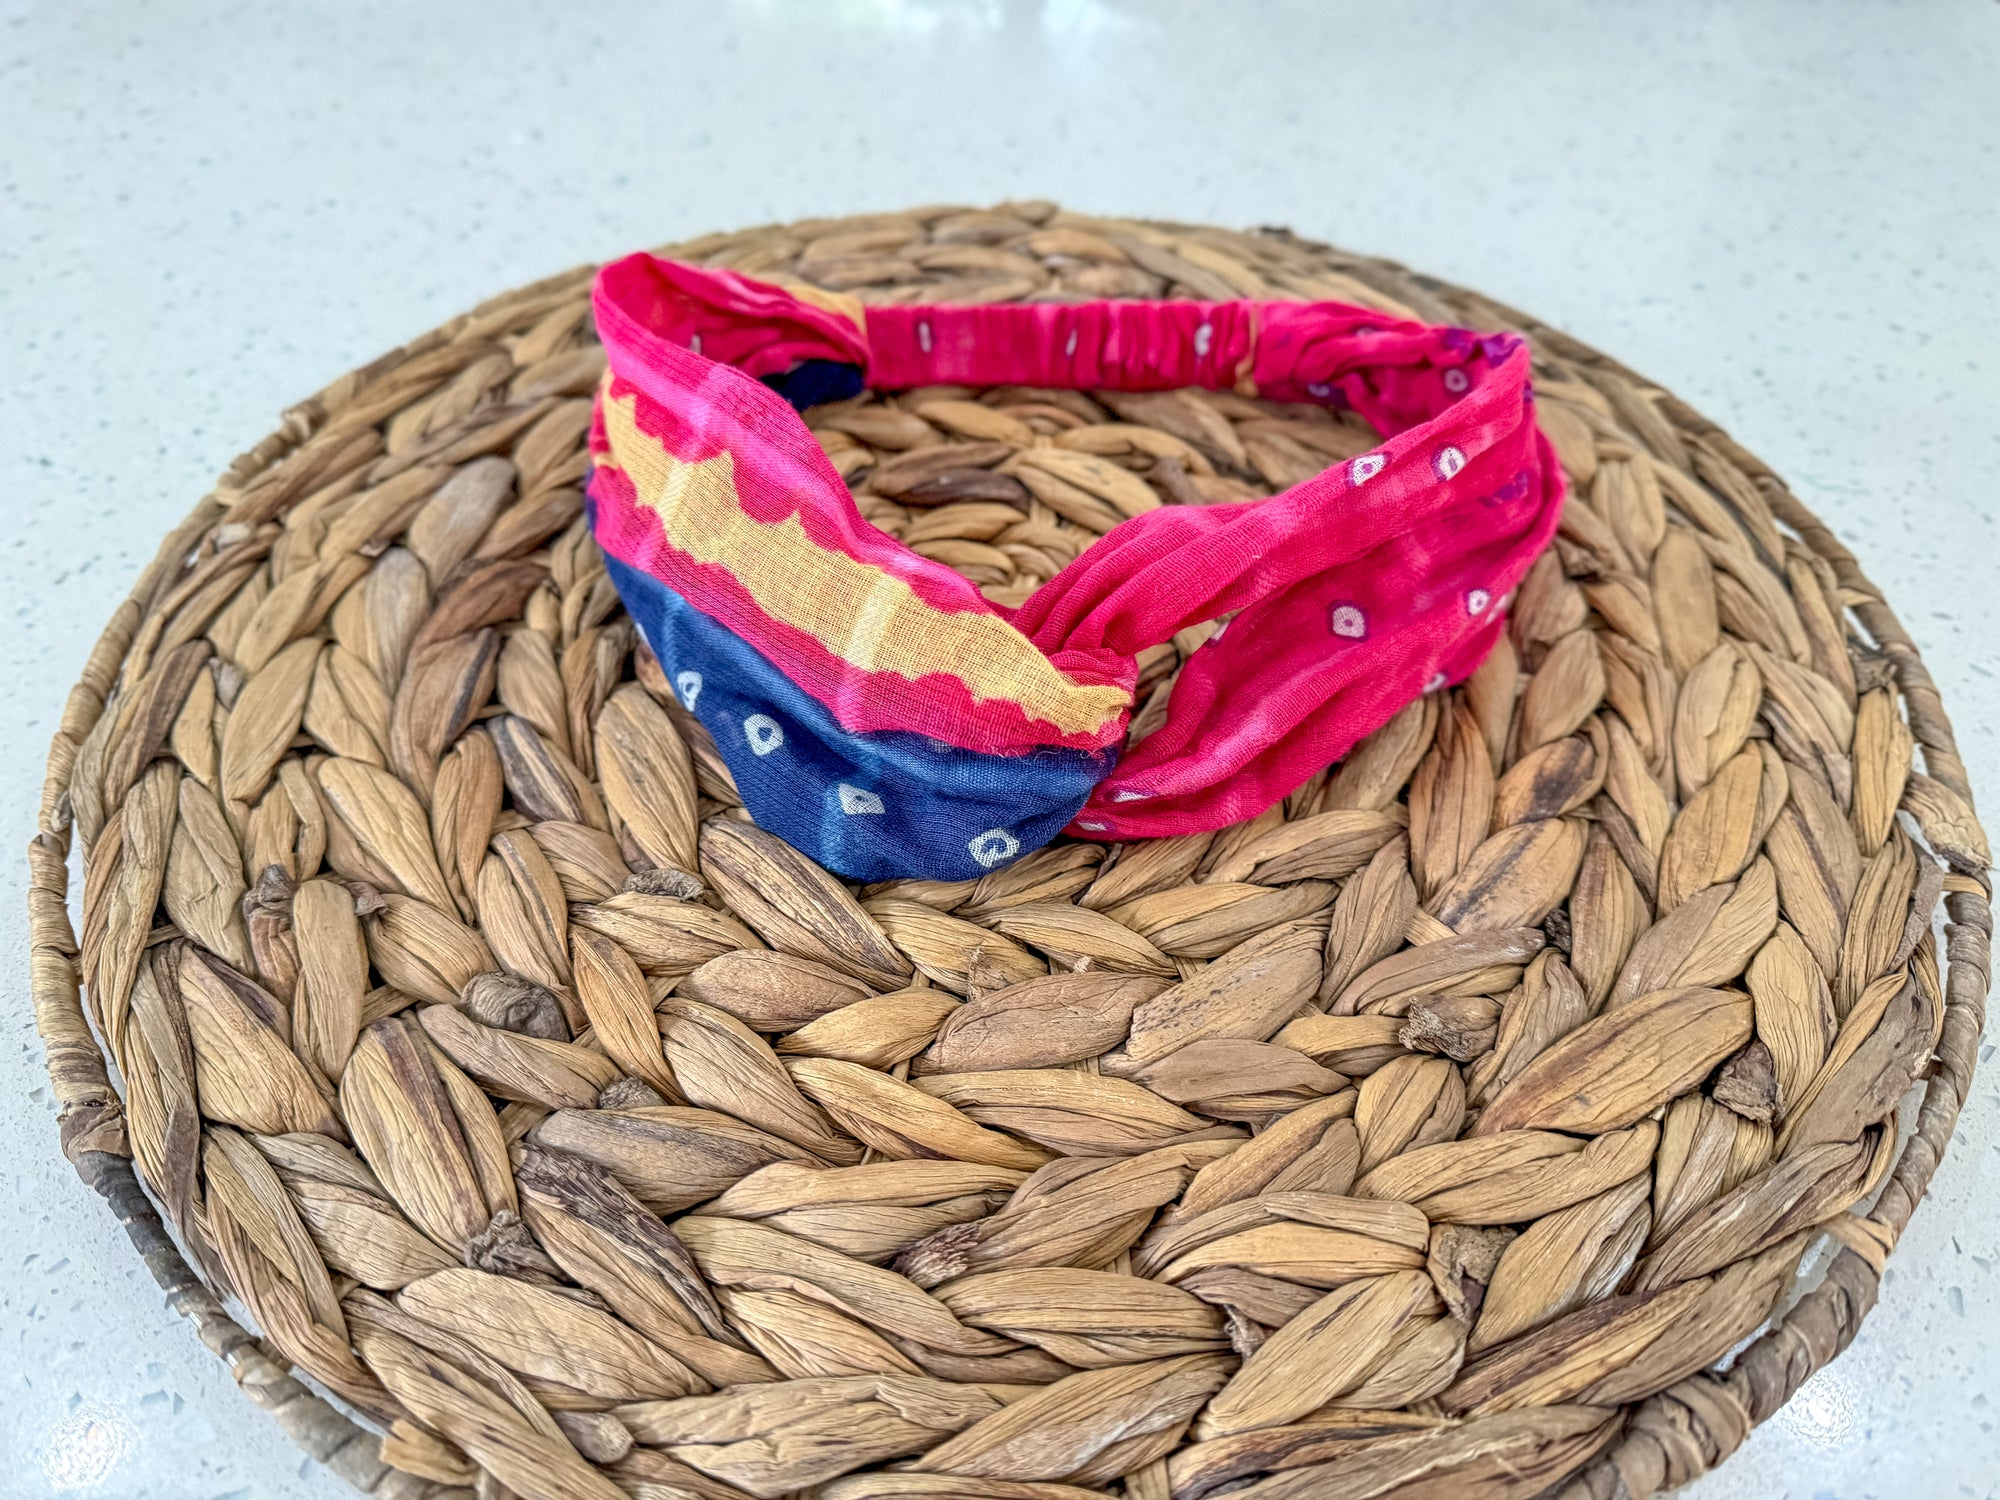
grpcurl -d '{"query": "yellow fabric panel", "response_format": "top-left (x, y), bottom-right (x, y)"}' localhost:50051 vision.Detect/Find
top-left (600, 391), bottom-right (1130, 737)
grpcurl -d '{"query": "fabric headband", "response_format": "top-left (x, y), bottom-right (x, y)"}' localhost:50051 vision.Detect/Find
top-left (586, 252), bottom-right (1564, 881)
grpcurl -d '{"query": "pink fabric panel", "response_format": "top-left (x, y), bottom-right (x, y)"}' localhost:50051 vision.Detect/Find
top-left (596, 253), bottom-right (870, 378)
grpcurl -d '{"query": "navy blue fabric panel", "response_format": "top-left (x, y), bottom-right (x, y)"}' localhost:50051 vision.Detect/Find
top-left (762, 359), bottom-right (867, 411)
top-left (603, 552), bottom-right (1114, 881)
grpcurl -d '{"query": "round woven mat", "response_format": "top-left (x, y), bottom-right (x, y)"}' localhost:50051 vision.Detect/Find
top-left (29, 207), bottom-right (1992, 1500)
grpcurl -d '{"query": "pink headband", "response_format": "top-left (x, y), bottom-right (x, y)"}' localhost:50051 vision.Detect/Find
top-left (586, 253), bottom-right (1562, 880)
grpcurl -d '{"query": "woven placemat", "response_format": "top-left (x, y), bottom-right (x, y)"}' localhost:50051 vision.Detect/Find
top-left (27, 207), bottom-right (1992, 1500)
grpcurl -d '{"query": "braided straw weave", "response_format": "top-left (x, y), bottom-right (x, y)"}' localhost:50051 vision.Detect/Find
top-left (27, 208), bottom-right (1992, 1500)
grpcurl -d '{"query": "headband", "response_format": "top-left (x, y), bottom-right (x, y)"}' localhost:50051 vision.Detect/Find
top-left (586, 252), bottom-right (1562, 881)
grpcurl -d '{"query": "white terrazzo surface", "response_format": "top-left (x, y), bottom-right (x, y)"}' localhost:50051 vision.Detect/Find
top-left (4, 2), bottom-right (1998, 1496)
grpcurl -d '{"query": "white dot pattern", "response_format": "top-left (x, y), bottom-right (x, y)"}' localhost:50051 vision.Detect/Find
top-left (837, 784), bottom-right (885, 815)
top-left (968, 828), bottom-right (1021, 868)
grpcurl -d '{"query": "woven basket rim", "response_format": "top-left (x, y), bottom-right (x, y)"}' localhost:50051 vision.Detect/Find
top-left (25, 209), bottom-right (1992, 1500)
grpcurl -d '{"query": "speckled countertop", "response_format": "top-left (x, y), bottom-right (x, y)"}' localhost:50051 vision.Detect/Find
top-left (3, 2), bottom-right (1997, 1496)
